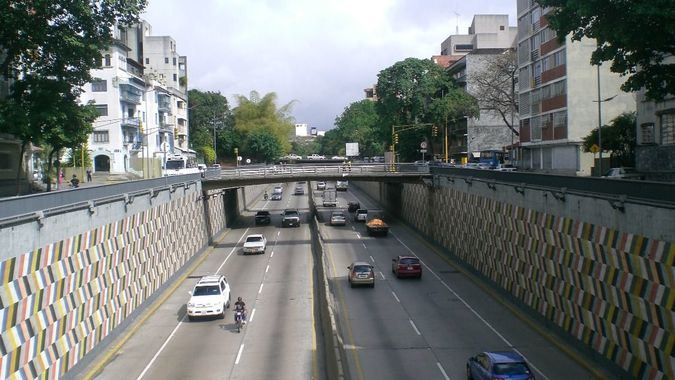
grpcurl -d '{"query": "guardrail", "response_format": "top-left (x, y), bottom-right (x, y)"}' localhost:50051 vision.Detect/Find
top-left (216, 163), bottom-right (429, 178)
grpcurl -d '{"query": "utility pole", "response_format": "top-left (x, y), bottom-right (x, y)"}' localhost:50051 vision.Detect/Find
top-left (213, 111), bottom-right (218, 164)
top-left (597, 63), bottom-right (603, 176)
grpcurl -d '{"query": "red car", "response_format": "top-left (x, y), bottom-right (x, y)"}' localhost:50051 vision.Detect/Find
top-left (391, 255), bottom-right (422, 278)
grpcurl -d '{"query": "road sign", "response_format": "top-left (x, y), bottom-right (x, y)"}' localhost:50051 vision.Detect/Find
top-left (246, 158), bottom-right (251, 164)
top-left (237, 156), bottom-right (242, 161)
top-left (346, 142), bottom-right (359, 157)
top-left (420, 149), bottom-right (427, 153)
top-left (420, 141), bottom-right (427, 149)
top-left (590, 144), bottom-right (600, 154)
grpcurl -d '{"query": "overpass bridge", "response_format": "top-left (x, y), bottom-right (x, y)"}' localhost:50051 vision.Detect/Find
top-left (202, 163), bottom-right (430, 190)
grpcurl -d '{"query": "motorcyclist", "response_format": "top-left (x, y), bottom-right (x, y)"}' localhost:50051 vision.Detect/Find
top-left (70, 174), bottom-right (80, 188)
top-left (263, 190), bottom-right (269, 200)
top-left (234, 297), bottom-right (247, 323)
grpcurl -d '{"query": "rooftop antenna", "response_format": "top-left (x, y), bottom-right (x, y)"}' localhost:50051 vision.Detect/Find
top-left (454, 11), bottom-right (460, 34)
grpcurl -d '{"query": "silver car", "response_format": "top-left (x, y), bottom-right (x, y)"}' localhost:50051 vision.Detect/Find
top-left (330, 211), bottom-right (346, 226)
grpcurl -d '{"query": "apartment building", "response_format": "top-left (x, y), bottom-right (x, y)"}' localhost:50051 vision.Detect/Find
top-left (80, 20), bottom-right (190, 176)
top-left (440, 15), bottom-right (517, 57)
top-left (516, 0), bottom-right (634, 175)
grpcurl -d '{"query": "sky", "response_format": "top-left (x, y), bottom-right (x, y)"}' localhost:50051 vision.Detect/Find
top-left (143, 0), bottom-right (516, 131)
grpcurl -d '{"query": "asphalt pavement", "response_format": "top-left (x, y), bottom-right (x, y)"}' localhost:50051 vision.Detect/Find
top-left (315, 182), bottom-right (600, 380)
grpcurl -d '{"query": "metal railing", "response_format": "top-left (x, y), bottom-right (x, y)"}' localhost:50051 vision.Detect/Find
top-left (214, 163), bottom-right (430, 178)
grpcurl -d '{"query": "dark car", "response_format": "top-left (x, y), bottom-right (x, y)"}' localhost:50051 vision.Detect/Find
top-left (347, 201), bottom-right (360, 213)
top-left (255, 211), bottom-right (271, 225)
top-left (467, 351), bottom-right (535, 380)
top-left (281, 209), bottom-right (301, 227)
top-left (391, 255), bottom-right (422, 278)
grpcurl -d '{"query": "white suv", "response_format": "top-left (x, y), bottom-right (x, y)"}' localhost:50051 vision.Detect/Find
top-left (187, 275), bottom-right (231, 321)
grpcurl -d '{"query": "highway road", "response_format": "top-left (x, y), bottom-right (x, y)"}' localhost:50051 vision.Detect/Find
top-left (89, 182), bottom-right (320, 380)
top-left (315, 182), bottom-right (599, 380)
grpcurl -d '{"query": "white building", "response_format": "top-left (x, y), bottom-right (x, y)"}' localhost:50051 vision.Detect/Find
top-left (516, 0), bottom-right (635, 175)
top-left (441, 15), bottom-right (517, 57)
top-left (295, 123), bottom-right (308, 137)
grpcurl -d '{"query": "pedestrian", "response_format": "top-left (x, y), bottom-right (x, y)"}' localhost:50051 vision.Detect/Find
top-left (70, 174), bottom-right (80, 188)
top-left (86, 168), bottom-right (92, 182)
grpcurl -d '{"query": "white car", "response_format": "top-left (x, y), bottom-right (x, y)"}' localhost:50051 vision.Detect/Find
top-left (330, 211), bottom-right (347, 226)
top-left (273, 186), bottom-right (283, 194)
top-left (187, 275), bottom-right (231, 320)
top-left (355, 209), bottom-right (368, 222)
top-left (243, 234), bottom-right (267, 254)
top-left (331, 155), bottom-right (346, 160)
top-left (317, 181), bottom-right (326, 190)
top-left (288, 154), bottom-right (302, 160)
top-left (308, 154), bottom-right (325, 160)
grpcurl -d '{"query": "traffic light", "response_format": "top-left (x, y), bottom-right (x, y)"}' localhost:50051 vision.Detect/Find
top-left (393, 133), bottom-right (399, 144)
top-left (432, 125), bottom-right (438, 137)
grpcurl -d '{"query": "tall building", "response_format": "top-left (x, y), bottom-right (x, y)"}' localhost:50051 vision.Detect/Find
top-left (516, 0), bottom-right (635, 175)
top-left (295, 123), bottom-right (308, 137)
top-left (440, 15), bottom-right (517, 57)
top-left (80, 20), bottom-right (190, 176)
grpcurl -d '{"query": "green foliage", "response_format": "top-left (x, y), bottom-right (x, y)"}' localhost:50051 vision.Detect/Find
top-left (233, 91), bottom-right (295, 159)
top-left (246, 129), bottom-right (283, 163)
top-left (320, 100), bottom-right (384, 157)
top-left (187, 89), bottom-right (232, 161)
top-left (536, 0), bottom-right (675, 100)
top-left (199, 146), bottom-right (216, 165)
top-left (292, 139), bottom-right (321, 157)
top-left (582, 112), bottom-right (637, 166)
top-left (67, 144), bottom-right (93, 168)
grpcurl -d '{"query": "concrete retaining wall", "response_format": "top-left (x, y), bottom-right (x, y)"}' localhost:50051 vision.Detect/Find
top-left (354, 180), bottom-right (674, 379)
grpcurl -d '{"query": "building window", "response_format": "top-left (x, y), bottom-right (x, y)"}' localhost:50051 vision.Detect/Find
top-left (95, 104), bottom-right (108, 116)
top-left (455, 44), bottom-right (473, 52)
top-left (165, 57), bottom-right (169, 64)
top-left (145, 58), bottom-right (149, 64)
top-left (91, 79), bottom-right (107, 92)
top-left (103, 54), bottom-right (111, 67)
top-left (173, 57), bottom-right (177, 65)
top-left (660, 113), bottom-right (675, 145)
top-left (641, 123), bottom-right (655, 144)
top-left (500, 25), bottom-right (505, 30)
top-left (173, 73), bottom-right (177, 82)
top-left (93, 131), bottom-right (109, 143)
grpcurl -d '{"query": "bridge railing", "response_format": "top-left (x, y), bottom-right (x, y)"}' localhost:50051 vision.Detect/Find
top-left (217, 163), bottom-right (429, 178)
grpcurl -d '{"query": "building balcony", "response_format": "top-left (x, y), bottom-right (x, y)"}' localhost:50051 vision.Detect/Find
top-left (121, 118), bottom-right (140, 128)
top-left (158, 94), bottom-right (171, 112)
top-left (176, 125), bottom-right (187, 136)
top-left (540, 38), bottom-right (562, 55)
top-left (119, 83), bottom-right (142, 104)
top-left (542, 95), bottom-right (566, 112)
top-left (542, 65), bottom-right (566, 83)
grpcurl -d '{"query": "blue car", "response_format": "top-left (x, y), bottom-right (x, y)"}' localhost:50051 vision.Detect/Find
top-left (466, 351), bottom-right (534, 380)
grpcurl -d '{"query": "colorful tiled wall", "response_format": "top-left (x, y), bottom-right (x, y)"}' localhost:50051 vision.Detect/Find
top-left (399, 184), bottom-right (673, 379)
top-left (0, 191), bottom-right (209, 379)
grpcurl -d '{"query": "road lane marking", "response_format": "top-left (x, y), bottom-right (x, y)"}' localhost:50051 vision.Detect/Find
top-left (277, 231), bottom-right (281, 237)
top-left (136, 228), bottom-right (249, 379)
top-left (362, 242), bottom-right (368, 249)
top-left (356, 232), bottom-right (361, 239)
top-left (369, 255), bottom-right (374, 262)
top-left (391, 291), bottom-right (400, 303)
top-left (258, 283), bottom-right (264, 294)
top-left (409, 319), bottom-right (421, 335)
top-left (379, 271), bottom-right (385, 280)
top-left (136, 316), bottom-right (185, 380)
top-left (390, 231), bottom-right (550, 380)
top-left (234, 344), bottom-right (245, 365)
top-left (265, 264), bottom-right (270, 273)
top-left (436, 362), bottom-right (450, 380)
top-left (270, 251), bottom-right (274, 257)
top-left (249, 308), bottom-right (256, 322)
top-left (351, 226), bottom-right (355, 231)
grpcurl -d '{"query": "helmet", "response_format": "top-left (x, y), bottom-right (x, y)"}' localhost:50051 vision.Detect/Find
top-left (237, 297), bottom-right (242, 301)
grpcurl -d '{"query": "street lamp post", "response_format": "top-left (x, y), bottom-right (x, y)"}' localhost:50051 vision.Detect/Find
top-left (593, 62), bottom-right (617, 176)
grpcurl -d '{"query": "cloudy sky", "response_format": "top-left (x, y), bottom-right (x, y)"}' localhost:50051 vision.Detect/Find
top-left (143, 0), bottom-right (516, 131)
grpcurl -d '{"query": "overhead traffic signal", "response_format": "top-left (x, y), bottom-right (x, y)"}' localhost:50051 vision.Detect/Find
top-left (432, 125), bottom-right (438, 137)
top-left (393, 133), bottom-right (399, 144)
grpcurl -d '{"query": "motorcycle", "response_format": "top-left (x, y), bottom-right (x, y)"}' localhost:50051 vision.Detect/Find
top-left (234, 309), bottom-right (246, 333)
top-left (263, 192), bottom-right (269, 201)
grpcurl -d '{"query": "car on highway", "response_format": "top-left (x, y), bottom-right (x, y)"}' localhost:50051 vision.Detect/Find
top-left (392, 255), bottom-right (422, 278)
top-left (493, 164), bottom-right (517, 172)
top-left (355, 209), bottom-right (368, 222)
top-left (331, 155), bottom-right (346, 160)
top-left (466, 351), bottom-right (535, 380)
top-left (273, 186), bottom-right (283, 194)
top-left (255, 210), bottom-right (271, 225)
top-left (187, 275), bottom-right (231, 321)
top-left (211, 163), bottom-right (221, 169)
top-left (317, 181), bottom-right (326, 190)
top-left (347, 261), bottom-right (375, 288)
top-left (336, 180), bottom-right (348, 191)
top-left (243, 234), bottom-right (267, 254)
top-left (347, 201), bottom-right (360, 213)
top-left (271, 192), bottom-right (282, 200)
top-left (330, 211), bottom-right (347, 226)
top-left (308, 153), bottom-right (325, 160)
top-left (294, 185), bottom-right (305, 195)
top-left (288, 153), bottom-right (302, 160)
top-left (602, 167), bottom-right (645, 180)
top-left (282, 209), bottom-right (301, 227)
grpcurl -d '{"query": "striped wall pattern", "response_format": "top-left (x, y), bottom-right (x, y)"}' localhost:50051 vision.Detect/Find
top-left (206, 190), bottom-right (227, 234)
top-left (0, 192), bottom-right (208, 379)
top-left (398, 184), bottom-right (673, 379)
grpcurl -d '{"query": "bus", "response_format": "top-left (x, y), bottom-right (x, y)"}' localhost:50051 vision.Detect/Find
top-left (163, 154), bottom-right (201, 176)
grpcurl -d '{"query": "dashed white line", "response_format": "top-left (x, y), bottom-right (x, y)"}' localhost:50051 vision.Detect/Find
top-left (265, 264), bottom-right (270, 273)
top-left (362, 242), bottom-right (367, 249)
top-left (409, 319), bottom-right (421, 335)
top-left (270, 251), bottom-right (274, 257)
top-left (378, 271), bottom-right (385, 280)
top-left (391, 291), bottom-right (400, 303)
top-left (249, 308), bottom-right (256, 322)
top-left (390, 231), bottom-right (550, 380)
top-left (277, 231), bottom-right (281, 237)
top-left (351, 226), bottom-right (355, 231)
top-left (436, 362), bottom-right (450, 380)
top-left (258, 283), bottom-right (264, 294)
top-left (356, 232), bottom-right (361, 239)
top-left (235, 344), bottom-right (245, 364)
top-left (369, 255), bottom-right (375, 262)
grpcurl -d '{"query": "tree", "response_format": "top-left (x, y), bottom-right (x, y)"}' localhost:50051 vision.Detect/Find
top-left (67, 144), bottom-right (93, 168)
top-left (247, 129), bottom-right (283, 163)
top-left (233, 91), bottom-right (295, 160)
top-left (470, 49), bottom-right (519, 135)
top-left (536, 0), bottom-right (675, 100)
top-left (326, 100), bottom-right (384, 157)
top-left (187, 89), bottom-right (232, 162)
top-left (0, 0), bottom-right (147, 193)
top-left (582, 112), bottom-right (636, 166)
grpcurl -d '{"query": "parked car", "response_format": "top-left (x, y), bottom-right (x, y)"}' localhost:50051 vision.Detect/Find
top-left (187, 275), bottom-right (231, 321)
top-left (347, 261), bottom-right (375, 288)
top-left (317, 181), bottom-right (326, 190)
top-left (466, 351), bottom-right (535, 380)
top-left (294, 185), bottom-right (305, 195)
top-left (243, 234), bottom-right (267, 254)
top-left (392, 255), bottom-right (422, 278)
top-left (355, 209), bottom-right (368, 222)
top-left (330, 211), bottom-right (347, 226)
top-left (255, 211), bottom-right (271, 225)
top-left (602, 167), bottom-right (645, 180)
top-left (282, 209), bottom-right (301, 227)
top-left (347, 201), bottom-right (360, 213)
